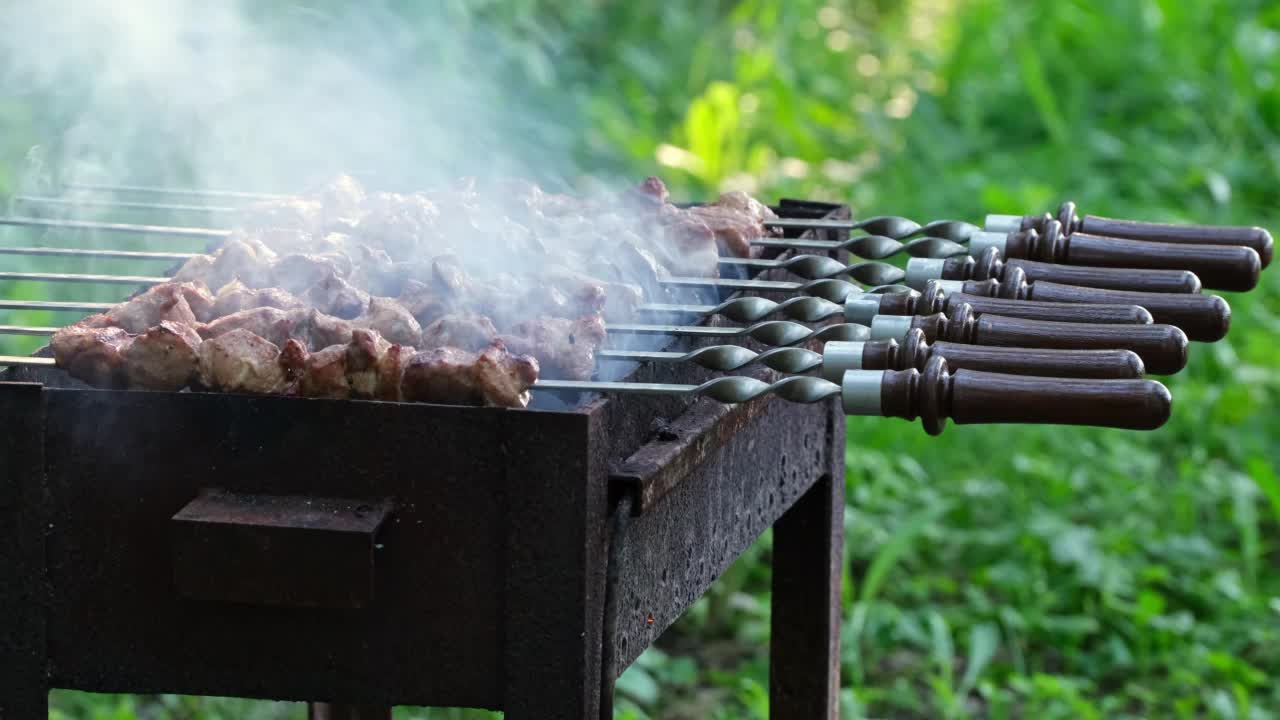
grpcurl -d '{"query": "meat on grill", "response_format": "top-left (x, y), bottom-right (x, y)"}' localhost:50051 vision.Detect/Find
top-left (500, 315), bottom-right (606, 382)
top-left (197, 328), bottom-right (289, 395)
top-left (124, 321), bottom-right (203, 391)
top-left (353, 296), bottom-right (422, 347)
top-left (401, 342), bottom-right (539, 408)
top-left (50, 324), bottom-right (133, 389)
top-left (420, 313), bottom-right (500, 352)
top-left (211, 279), bottom-right (308, 318)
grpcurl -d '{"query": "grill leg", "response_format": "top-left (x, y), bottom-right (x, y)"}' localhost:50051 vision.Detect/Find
top-left (0, 383), bottom-right (49, 720)
top-left (307, 703), bottom-right (392, 720)
top-left (769, 472), bottom-right (843, 719)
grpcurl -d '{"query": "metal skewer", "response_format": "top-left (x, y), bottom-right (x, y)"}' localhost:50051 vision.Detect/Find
top-left (0, 355), bottom-right (54, 367)
top-left (0, 271), bottom-right (167, 285)
top-left (0, 300), bottom-right (112, 312)
top-left (0, 325), bottom-right (56, 336)
top-left (0, 216), bottom-right (230, 239)
top-left (719, 255), bottom-right (906, 285)
top-left (763, 216), bottom-right (981, 242)
top-left (13, 196), bottom-right (240, 214)
top-left (64, 183), bottom-right (287, 201)
top-left (0, 246), bottom-right (197, 261)
top-left (606, 321), bottom-right (867, 346)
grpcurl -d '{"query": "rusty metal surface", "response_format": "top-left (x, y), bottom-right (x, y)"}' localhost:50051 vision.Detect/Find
top-left (607, 396), bottom-right (842, 673)
top-left (171, 490), bottom-right (393, 609)
top-left (0, 382), bottom-right (49, 718)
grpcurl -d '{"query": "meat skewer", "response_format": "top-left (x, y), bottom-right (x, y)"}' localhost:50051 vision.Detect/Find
top-left (905, 247), bottom-right (1203, 294)
top-left (13, 195), bottom-right (240, 214)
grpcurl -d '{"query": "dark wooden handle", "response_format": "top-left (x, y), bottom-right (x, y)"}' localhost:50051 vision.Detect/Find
top-left (1079, 215), bottom-right (1273, 268)
top-left (1064, 233), bottom-right (1260, 292)
top-left (974, 314), bottom-right (1189, 375)
top-left (1005, 257), bottom-right (1202, 293)
top-left (948, 369), bottom-right (1171, 431)
top-left (950, 291), bottom-right (1152, 325)
top-left (880, 355), bottom-right (1171, 435)
top-left (929, 339), bottom-right (1145, 378)
top-left (1027, 281), bottom-right (1232, 342)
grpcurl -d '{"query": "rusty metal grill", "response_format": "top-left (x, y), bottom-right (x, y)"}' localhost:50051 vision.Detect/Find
top-left (0, 194), bottom-right (854, 719)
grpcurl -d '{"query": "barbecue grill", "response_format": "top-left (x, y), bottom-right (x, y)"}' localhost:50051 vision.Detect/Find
top-left (0, 183), bottom-right (1261, 718)
top-left (0, 197), bottom-right (861, 719)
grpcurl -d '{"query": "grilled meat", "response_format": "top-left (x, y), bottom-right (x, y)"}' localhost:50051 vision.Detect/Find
top-left (211, 280), bottom-right (307, 318)
top-left (197, 328), bottom-right (289, 394)
top-left (107, 281), bottom-right (209, 333)
top-left (401, 342), bottom-right (539, 408)
top-left (353, 296), bottom-right (422, 347)
top-left (686, 190), bottom-right (779, 258)
top-left (500, 314), bottom-right (606, 381)
top-left (50, 324), bottom-right (134, 388)
top-left (421, 313), bottom-right (500, 352)
top-left (123, 320), bottom-right (203, 391)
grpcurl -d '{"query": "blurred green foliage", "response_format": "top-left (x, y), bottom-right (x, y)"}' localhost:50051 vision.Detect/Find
top-left (4, 0), bottom-right (1280, 717)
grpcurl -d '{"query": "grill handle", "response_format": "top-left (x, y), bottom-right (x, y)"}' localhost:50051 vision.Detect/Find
top-left (856, 356), bottom-right (1171, 435)
top-left (983, 220), bottom-right (1261, 292)
top-left (901, 305), bottom-right (1189, 375)
top-left (958, 272), bottom-right (1232, 343)
top-left (931, 249), bottom-right (1203, 293)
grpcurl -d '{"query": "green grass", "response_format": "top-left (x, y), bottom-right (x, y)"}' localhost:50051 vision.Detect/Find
top-left (4, 0), bottom-right (1280, 717)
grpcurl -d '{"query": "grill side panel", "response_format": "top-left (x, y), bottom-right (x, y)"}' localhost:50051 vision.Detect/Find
top-left (40, 389), bottom-right (520, 708)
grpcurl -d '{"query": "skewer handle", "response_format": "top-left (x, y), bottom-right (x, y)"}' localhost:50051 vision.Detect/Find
top-left (850, 282), bottom-right (1152, 325)
top-left (1026, 280), bottom-right (1231, 342)
top-left (873, 305), bottom-right (1189, 375)
top-left (914, 252), bottom-right (1203, 293)
top-left (964, 313), bottom-right (1187, 375)
top-left (978, 221), bottom-right (1261, 292)
top-left (943, 288), bottom-right (1152, 325)
top-left (858, 356), bottom-right (1171, 434)
top-left (823, 329), bottom-right (1145, 379)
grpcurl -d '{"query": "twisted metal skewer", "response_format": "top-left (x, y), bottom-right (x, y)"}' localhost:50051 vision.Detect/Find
top-left (753, 233), bottom-right (969, 260)
top-left (607, 320), bottom-right (868, 346)
top-left (599, 345), bottom-right (824, 373)
top-left (765, 216), bottom-right (981, 242)
top-left (663, 276), bottom-right (910, 303)
top-left (533, 374), bottom-right (842, 404)
top-left (639, 295), bottom-right (844, 324)
top-left (720, 256), bottom-right (907, 285)
top-left (13, 196), bottom-right (240, 214)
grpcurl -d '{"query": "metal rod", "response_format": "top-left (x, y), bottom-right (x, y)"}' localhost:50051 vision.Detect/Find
top-left (0, 325), bottom-right (57, 336)
top-left (764, 216), bottom-right (981, 242)
top-left (0, 246), bottom-right (197, 261)
top-left (0, 216), bottom-right (230, 239)
top-left (638, 296), bottom-right (845, 323)
top-left (64, 182), bottom-right (285, 201)
top-left (598, 345), bottom-right (824, 373)
top-left (607, 320), bottom-right (867, 346)
top-left (0, 355), bottom-right (54, 366)
top-left (0, 271), bottom-right (166, 285)
top-left (532, 374), bottom-right (842, 404)
top-left (720, 255), bottom-right (906, 284)
top-left (0, 299), bottom-right (112, 312)
top-left (13, 195), bottom-right (240, 214)
top-left (661, 275), bottom-right (908, 303)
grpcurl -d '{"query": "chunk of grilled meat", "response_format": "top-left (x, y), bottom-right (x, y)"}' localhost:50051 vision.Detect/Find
top-left (123, 320), bottom-right (203, 391)
top-left (500, 314), bottom-right (606, 381)
top-left (353, 296), bottom-right (422, 347)
top-left (686, 190), bottom-right (779, 258)
top-left (420, 313), bottom-right (499, 352)
top-left (107, 281), bottom-right (211, 333)
top-left (198, 307), bottom-right (354, 351)
top-left (401, 342), bottom-right (539, 408)
top-left (50, 324), bottom-right (134, 388)
top-left (197, 328), bottom-right (288, 394)
top-left (211, 280), bottom-right (307, 318)
top-left (356, 191), bottom-right (443, 260)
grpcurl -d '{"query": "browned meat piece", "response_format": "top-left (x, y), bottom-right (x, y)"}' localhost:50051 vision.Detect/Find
top-left (196, 328), bottom-right (287, 394)
top-left (178, 283), bottom-right (218, 323)
top-left (420, 313), bottom-right (499, 352)
top-left (271, 253), bottom-right (353, 294)
top-left (353, 296), bottom-right (421, 347)
top-left (211, 280), bottom-right (307, 318)
top-left (633, 176), bottom-right (670, 205)
top-left (543, 267), bottom-right (643, 321)
top-left (395, 279), bottom-right (449, 327)
top-left (173, 237), bottom-right (276, 289)
top-left (500, 314), bottom-right (606, 381)
top-left (123, 320), bottom-right (203, 391)
top-left (344, 328), bottom-right (392, 398)
top-left (302, 272), bottom-right (370, 319)
top-left (51, 324), bottom-right (134, 388)
top-left (296, 344), bottom-right (350, 399)
top-left (401, 342), bottom-right (539, 408)
top-left (279, 338), bottom-right (309, 383)
top-left (199, 307), bottom-right (291, 345)
top-left (200, 307), bottom-right (353, 351)
top-left (684, 191), bottom-right (778, 258)
top-left (375, 344), bottom-right (415, 401)
top-left (248, 228), bottom-right (315, 256)
top-left (107, 282), bottom-right (203, 333)
top-left (654, 205), bottom-right (721, 276)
